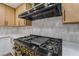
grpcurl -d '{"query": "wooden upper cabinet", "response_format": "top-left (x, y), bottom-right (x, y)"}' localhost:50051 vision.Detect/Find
top-left (0, 4), bottom-right (15, 26)
top-left (0, 4), bottom-right (5, 26)
top-left (62, 3), bottom-right (79, 23)
top-left (26, 3), bottom-right (32, 10)
top-left (5, 5), bottom-right (15, 26)
top-left (15, 3), bottom-right (32, 26)
top-left (0, 3), bottom-right (32, 26)
top-left (16, 4), bottom-right (26, 26)
top-left (26, 4), bottom-right (32, 26)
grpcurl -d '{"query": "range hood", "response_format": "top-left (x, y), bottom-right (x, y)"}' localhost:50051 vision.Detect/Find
top-left (18, 3), bottom-right (62, 20)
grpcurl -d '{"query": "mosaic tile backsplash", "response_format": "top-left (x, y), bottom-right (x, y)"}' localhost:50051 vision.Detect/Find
top-left (32, 16), bottom-right (79, 43)
top-left (0, 16), bottom-right (79, 43)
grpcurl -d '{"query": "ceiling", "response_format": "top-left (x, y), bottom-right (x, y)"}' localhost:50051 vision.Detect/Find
top-left (4, 3), bottom-right (22, 8)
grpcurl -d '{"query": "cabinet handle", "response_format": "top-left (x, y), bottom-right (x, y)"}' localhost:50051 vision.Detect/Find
top-left (5, 21), bottom-right (8, 26)
top-left (23, 20), bottom-right (26, 26)
top-left (18, 20), bottom-right (20, 26)
top-left (4, 21), bottom-right (6, 26)
top-left (5, 20), bottom-right (8, 26)
top-left (63, 10), bottom-right (65, 21)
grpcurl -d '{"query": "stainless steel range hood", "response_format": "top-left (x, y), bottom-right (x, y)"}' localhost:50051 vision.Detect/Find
top-left (18, 3), bottom-right (62, 20)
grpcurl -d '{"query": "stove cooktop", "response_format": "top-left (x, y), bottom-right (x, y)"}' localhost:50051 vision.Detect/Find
top-left (14, 34), bottom-right (62, 56)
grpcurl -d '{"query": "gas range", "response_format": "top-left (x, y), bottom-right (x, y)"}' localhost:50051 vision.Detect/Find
top-left (13, 35), bottom-right (62, 56)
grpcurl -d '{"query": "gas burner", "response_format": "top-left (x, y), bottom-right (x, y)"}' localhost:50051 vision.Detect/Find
top-left (40, 39), bottom-right (62, 55)
top-left (46, 45), bottom-right (52, 50)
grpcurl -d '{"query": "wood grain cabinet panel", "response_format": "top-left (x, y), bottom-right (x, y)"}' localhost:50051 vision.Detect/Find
top-left (25, 3), bottom-right (32, 26)
top-left (0, 4), bottom-right (16, 26)
top-left (15, 3), bottom-right (32, 26)
top-left (0, 3), bottom-right (32, 26)
top-left (15, 4), bottom-right (27, 26)
top-left (5, 5), bottom-right (15, 26)
top-left (0, 4), bottom-right (5, 26)
top-left (62, 3), bottom-right (79, 23)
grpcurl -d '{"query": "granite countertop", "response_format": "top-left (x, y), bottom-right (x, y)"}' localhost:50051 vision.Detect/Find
top-left (0, 34), bottom-right (79, 56)
top-left (0, 34), bottom-right (30, 39)
top-left (62, 41), bottom-right (79, 56)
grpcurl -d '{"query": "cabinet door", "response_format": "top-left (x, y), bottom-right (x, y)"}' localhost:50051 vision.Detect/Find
top-left (15, 7), bottom-right (20, 26)
top-left (0, 4), bottom-right (5, 26)
top-left (5, 5), bottom-right (15, 26)
top-left (26, 3), bottom-right (32, 10)
top-left (15, 3), bottom-right (32, 26)
top-left (26, 20), bottom-right (32, 26)
top-left (16, 4), bottom-right (27, 26)
top-left (26, 4), bottom-right (32, 26)
top-left (62, 3), bottom-right (79, 23)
